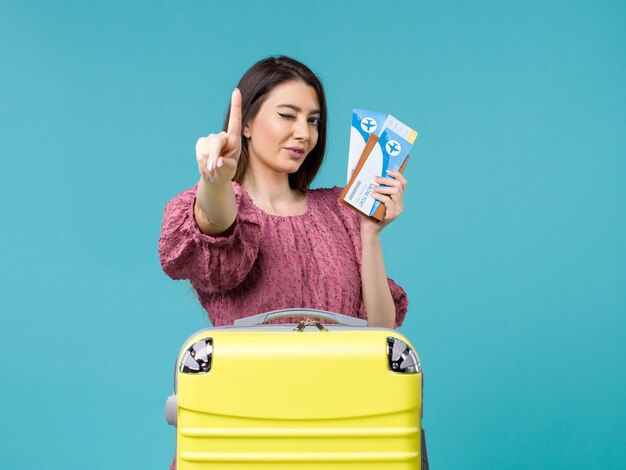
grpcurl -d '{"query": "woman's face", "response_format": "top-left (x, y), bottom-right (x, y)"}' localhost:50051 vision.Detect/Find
top-left (243, 80), bottom-right (321, 177)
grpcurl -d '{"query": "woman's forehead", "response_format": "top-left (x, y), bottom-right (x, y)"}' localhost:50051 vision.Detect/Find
top-left (263, 81), bottom-right (320, 112)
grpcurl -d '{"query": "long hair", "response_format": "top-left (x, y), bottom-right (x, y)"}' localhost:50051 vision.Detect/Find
top-left (222, 56), bottom-right (328, 191)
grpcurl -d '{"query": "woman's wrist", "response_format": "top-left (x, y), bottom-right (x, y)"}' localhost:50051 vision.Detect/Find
top-left (360, 225), bottom-right (381, 244)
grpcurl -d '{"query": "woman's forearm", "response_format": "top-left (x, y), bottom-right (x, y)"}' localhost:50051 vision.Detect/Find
top-left (194, 177), bottom-right (237, 235)
top-left (360, 231), bottom-right (396, 328)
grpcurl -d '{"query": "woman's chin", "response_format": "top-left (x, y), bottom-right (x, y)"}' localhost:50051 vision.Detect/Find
top-left (284, 159), bottom-right (305, 173)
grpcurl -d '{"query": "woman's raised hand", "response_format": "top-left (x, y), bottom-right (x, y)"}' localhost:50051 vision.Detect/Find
top-left (196, 88), bottom-right (242, 184)
top-left (360, 170), bottom-right (408, 236)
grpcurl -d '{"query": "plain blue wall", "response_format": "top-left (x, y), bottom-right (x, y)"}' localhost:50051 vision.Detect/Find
top-left (1, 1), bottom-right (625, 468)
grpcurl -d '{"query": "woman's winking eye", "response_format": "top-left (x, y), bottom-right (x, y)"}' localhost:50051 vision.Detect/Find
top-left (277, 112), bottom-right (321, 127)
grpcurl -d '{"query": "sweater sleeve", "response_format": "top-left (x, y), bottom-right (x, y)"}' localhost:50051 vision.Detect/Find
top-left (158, 182), bottom-right (261, 294)
top-left (331, 186), bottom-right (409, 329)
top-left (387, 277), bottom-right (409, 328)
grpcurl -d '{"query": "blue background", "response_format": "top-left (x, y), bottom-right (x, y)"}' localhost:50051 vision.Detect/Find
top-left (1, 1), bottom-right (625, 468)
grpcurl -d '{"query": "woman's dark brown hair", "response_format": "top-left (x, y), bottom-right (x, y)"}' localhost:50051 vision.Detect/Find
top-left (222, 56), bottom-right (327, 191)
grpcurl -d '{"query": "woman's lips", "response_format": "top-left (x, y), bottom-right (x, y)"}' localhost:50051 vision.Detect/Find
top-left (285, 147), bottom-right (305, 159)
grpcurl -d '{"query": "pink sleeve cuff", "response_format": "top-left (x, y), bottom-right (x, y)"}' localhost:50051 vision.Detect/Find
top-left (158, 182), bottom-right (262, 293)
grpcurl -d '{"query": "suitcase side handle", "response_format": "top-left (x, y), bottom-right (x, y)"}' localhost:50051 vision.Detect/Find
top-left (233, 308), bottom-right (368, 327)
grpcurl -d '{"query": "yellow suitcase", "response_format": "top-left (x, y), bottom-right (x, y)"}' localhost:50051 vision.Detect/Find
top-left (165, 309), bottom-right (425, 469)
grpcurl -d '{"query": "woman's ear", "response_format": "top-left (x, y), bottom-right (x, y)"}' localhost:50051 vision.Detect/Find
top-left (243, 123), bottom-right (252, 139)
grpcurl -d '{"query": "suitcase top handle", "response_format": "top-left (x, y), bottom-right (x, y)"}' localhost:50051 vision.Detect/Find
top-left (233, 308), bottom-right (368, 327)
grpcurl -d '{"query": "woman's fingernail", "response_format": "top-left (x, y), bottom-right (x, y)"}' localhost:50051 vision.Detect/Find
top-left (217, 159), bottom-right (223, 168)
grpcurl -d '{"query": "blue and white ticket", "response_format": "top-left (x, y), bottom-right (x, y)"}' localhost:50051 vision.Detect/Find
top-left (347, 109), bottom-right (388, 182)
top-left (344, 113), bottom-right (417, 217)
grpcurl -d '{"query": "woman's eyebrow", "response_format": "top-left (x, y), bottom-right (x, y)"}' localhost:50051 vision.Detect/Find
top-left (277, 104), bottom-right (321, 115)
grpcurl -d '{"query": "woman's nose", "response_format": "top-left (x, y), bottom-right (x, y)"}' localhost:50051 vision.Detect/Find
top-left (293, 117), bottom-right (310, 142)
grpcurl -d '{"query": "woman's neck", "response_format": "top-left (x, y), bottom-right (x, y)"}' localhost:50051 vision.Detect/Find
top-left (241, 172), bottom-right (304, 215)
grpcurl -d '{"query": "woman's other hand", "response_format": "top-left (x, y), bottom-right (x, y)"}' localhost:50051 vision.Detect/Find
top-left (195, 88), bottom-right (242, 185)
top-left (360, 170), bottom-right (408, 236)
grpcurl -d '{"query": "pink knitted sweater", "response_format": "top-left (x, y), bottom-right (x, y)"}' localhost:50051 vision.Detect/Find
top-left (158, 181), bottom-right (408, 329)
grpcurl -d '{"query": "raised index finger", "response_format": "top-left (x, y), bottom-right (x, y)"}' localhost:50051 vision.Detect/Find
top-left (227, 88), bottom-right (242, 139)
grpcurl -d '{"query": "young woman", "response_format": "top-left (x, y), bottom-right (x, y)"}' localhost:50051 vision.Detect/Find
top-left (158, 55), bottom-right (409, 331)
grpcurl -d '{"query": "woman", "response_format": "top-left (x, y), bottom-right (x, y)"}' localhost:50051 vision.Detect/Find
top-left (158, 55), bottom-right (409, 331)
